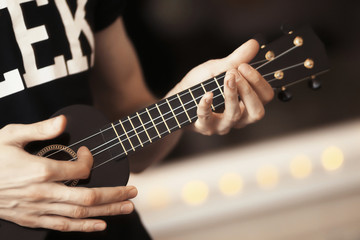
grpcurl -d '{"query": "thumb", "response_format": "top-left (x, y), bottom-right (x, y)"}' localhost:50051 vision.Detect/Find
top-left (4, 115), bottom-right (67, 146)
top-left (226, 39), bottom-right (260, 65)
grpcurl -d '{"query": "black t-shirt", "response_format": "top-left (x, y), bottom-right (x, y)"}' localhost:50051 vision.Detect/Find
top-left (0, 1), bottom-right (151, 239)
top-left (0, 0), bottom-right (125, 127)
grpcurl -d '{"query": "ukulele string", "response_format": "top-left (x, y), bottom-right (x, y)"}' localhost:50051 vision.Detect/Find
top-left (52, 44), bottom-right (301, 161)
top-left (45, 73), bottom-right (226, 159)
top-left (255, 45), bottom-right (299, 71)
top-left (89, 60), bottom-right (308, 167)
top-left (91, 100), bottom-right (226, 170)
top-left (45, 57), bottom-right (269, 159)
top-left (94, 44), bottom-right (300, 149)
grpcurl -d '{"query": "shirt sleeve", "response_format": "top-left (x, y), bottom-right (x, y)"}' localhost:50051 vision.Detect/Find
top-left (93, 0), bottom-right (127, 32)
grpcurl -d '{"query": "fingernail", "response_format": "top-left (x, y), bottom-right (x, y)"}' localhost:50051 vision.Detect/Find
top-left (205, 96), bottom-right (212, 104)
top-left (227, 78), bottom-right (235, 89)
top-left (121, 203), bottom-right (134, 214)
top-left (94, 222), bottom-right (106, 231)
top-left (128, 188), bottom-right (138, 198)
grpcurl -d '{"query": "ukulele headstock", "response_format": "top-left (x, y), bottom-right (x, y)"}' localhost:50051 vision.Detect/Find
top-left (250, 26), bottom-right (329, 101)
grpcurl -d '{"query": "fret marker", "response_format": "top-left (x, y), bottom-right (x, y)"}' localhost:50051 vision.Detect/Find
top-left (128, 116), bottom-right (143, 147)
top-left (146, 108), bottom-right (161, 138)
top-left (119, 120), bottom-right (135, 152)
top-left (111, 123), bottom-right (128, 155)
top-left (156, 104), bottom-right (171, 133)
top-left (177, 94), bottom-right (192, 123)
top-left (214, 76), bottom-right (224, 99)
top-left (188, 89), bottom-right (198, 107)
top-left (137, 112), bottom-right (152, 143)
top-left (166, 99), bottom-right (181, 128)
top-left (200, 83), bottom-right (215, 111)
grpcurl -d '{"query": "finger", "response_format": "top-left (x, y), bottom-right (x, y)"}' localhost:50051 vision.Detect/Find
top-left (42, 146), bottom-right (94, 182)
top-left (216, 71), bottom-right (242, 135)
top-left (235, 70), bottom-right (265, 124)
top-left (41, 200), bottom-right (134, 219)
top-left (52, 184), bottom-right (138, 206)
top-left (24, 146), bottom-right (94, 183)
top-left (0, 183), bottom-right (137, 207)
top-left (58, 185), bottom-right (137, 206)
top-left (225, 39), bottom-right (260, 67)
top-left (194, 92), bottom-right (215, 135)
top-left (238, 63), bottom-right (274, 104)
top-left (35, 215), bottom-right (107, 232)
top-left (1, 115), bottom-right (66, 146)
top-left (0, 209), bottom-right (107, 232)
top-left (178, 39), bottom-right (260, 89)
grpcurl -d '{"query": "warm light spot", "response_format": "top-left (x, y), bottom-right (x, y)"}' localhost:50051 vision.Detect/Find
top-left (148, 187), bottom-right (171, 209)
top-left (219, 173), bottom-right (243, 196)
top-left (256, 165), bottom-right (279, 189)
top-left (182, 180), bottom-right (209, 206)
top-left (290, 155), bottom-right (312, 179)
top-left (322, 146), bottom-right (344, 171)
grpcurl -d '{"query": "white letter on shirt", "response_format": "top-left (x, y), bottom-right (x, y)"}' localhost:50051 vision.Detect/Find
top-left (6, 0), bottom-right (67, 88)
top-left (55, 0), bottom-right (95, 74)
top-left (0, 70), bottom-right (25, 98)
top-left (0, 0), bottom-right (24, 98)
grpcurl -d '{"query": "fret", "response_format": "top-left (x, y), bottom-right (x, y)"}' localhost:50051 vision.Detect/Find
top-left (166, 98), bottom-right (181, 128)
top-left (158, 99), bottom-right (179, 131)
top-left (148, 105), bottom-right (168, 137)
top-left (128, 116), bottom-right (143, 147)
top-left (136, 112), bottom-right (152, 143)
top-left (111, 123), bottom-right (128, 156)
top-left (155, 103), bottom-right (171, 133)
top-left (178, 91), bottom-right (197, 121)
top-left (201, 83), bottom-right (215, 111)
top-left (188, 89), bottom-right (198, 107)
top-left (211, 73), bottom-right (226, 108)
top-left (168, 95), bottom-right (189, 126)
top-left (177, 93), bottom-right (192, 123)
top-left (119, 120), bottom-right (135, 152)
top-left (202, 77), bottom-right (223, 109)
top-left (140, 108), bottom-right (161, 141)
top-left (146, 107), bottom-right (161, 138)
top-left (214, 76), bottom-right (224, 99)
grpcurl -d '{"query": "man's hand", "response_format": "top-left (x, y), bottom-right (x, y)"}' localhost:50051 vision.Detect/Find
top-left (0, 116), bottom-right (137, 232)
top-left (167, 39), bottom-right (274, 135)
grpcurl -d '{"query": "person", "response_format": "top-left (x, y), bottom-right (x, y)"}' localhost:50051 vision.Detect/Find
top-left (0, 0), bottom-right (274, 239)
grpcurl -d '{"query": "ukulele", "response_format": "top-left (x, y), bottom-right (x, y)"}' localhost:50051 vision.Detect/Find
top-left (0, 26), bottom-right (329, 239)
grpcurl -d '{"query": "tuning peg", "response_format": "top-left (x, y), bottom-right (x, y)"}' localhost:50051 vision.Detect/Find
top-left (278, 87), bottom-right (292, 102)
top-left (281, 23), bottom-right (294, 35)
top-left (308, 75), bottom-right (321, 90)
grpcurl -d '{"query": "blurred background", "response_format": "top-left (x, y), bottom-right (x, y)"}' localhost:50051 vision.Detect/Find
top-left (122, 0), bottom-right (360, 239)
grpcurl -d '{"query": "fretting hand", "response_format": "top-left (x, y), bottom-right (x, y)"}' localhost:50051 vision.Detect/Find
top-left (168, 39), bottom-right (274, 135)
top-left (0, 116), bottom-right (137, 232)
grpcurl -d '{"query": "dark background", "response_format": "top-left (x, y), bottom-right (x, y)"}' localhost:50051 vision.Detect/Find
top-left (122, 0), bottom-right (360, 162)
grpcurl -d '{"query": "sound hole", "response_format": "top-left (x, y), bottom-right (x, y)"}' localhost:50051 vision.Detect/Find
top-left (36, 144), bottom-right (79, 187)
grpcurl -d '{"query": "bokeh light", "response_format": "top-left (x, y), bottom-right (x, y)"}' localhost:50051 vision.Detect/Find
top-left (256, 165), bottom-right (279, 190)
top-left (290, 155), bottom-right (312, 179)
top-left (219, 173), bottom-right (243, 196)
top-left (322, 146), bottom-right (344, 171)
top-left (182, 180), bottom-right (209, 206)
